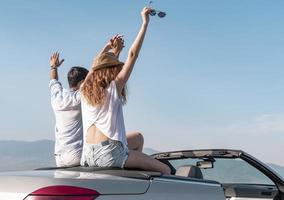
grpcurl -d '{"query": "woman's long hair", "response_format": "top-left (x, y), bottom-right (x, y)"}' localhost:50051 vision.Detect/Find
top-left (81, 65), bottom-right (127, 106)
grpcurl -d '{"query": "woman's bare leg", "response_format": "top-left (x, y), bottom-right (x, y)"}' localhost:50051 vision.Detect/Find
top-left (124, 150), bottom-right (171, 175)
top-left (127, 132), bottom-right (144, 152)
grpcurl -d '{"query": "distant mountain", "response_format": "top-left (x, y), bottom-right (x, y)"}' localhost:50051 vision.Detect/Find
top-left (0, 140), bottom-right (283, 181)
top-left (0, 140), bottom-right (159, 171)
top-left (143, 147), bottom-right (160, 155)
top-left (0, 140), bottom-right (55, 171)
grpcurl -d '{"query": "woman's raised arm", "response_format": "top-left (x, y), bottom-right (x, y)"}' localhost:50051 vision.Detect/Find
top-left (115, 7), bottom-right (151, 94)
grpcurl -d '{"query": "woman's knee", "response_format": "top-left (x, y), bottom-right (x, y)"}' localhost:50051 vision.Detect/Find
top-left (136, 132), bottom-right (144, 144)
top-left (127, 132), bottom-right (144, 150)
top-left (128, 132), bottom-right (143, 139)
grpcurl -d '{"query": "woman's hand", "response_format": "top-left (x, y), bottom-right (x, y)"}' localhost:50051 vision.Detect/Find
top-left (99, 34), bottom-right (123, 55)
top-left (111, 35), bottom-right (125, 57)
top-left (141, 7), bottom-right (151, 24)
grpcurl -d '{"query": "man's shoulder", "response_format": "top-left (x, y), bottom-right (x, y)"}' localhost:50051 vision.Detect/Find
top-left (69, 89), bottom-right (81, 97)
top-left (49, 79), bottom-right (62, 88)
top-left (51, 89), bottom-right (81, 110)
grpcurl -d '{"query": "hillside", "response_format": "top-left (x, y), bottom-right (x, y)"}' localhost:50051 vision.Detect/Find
top-left (0, 140), bottom-right (55, 170)
top-left (0, 140), bottom-right (283, 180)
top-left (0, 140), bottom-right (157, 171)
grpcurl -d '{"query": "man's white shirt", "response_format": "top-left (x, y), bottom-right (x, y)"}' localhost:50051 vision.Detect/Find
top-left (49, 79), bottom-right (83, 157)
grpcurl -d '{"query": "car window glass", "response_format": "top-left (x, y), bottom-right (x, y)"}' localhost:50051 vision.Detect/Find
top-left (170, 158), bottom-right (274, 185)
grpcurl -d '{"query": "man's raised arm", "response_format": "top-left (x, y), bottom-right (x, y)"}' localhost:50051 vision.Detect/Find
top-left (50, 52), bottom-right (64, 80)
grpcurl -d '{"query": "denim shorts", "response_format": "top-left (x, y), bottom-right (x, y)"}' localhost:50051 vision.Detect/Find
top-left (55, 150), bottom-right (81, 167)
top-left (83, 140), bottom-right (129, 168)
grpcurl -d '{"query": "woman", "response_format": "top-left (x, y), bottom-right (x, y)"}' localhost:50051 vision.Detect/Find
top-left (81, 7), bottom-right (170, 174)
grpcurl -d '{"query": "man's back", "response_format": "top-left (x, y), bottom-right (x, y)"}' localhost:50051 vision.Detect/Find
top-left (50, 79), bottom-right (83, 166)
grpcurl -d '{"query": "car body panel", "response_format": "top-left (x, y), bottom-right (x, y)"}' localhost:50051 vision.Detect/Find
top-left (93, 178), bottom-right (226, 200)
top-left (147, 177), bottom-right (225, 200)
top-left (0, 170), bottom-right (150, 194)
top-left (0, 169), bottom-right (227, 200)
top-left (0, 149), bottom-right (283, 200)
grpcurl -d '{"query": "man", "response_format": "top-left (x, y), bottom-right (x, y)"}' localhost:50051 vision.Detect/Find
top-left (49, 53), bottom-right (89, 167)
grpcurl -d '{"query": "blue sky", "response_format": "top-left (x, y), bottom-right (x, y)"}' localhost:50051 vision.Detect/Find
top-left (0, 0), bottom-right (284, 165)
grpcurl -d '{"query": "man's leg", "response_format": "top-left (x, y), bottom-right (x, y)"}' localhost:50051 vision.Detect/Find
top-left (127, 132), bottom-right (144, 152)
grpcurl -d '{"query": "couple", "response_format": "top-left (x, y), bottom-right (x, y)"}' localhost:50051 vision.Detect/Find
top-left (49, 7), bottom-right (170, 174)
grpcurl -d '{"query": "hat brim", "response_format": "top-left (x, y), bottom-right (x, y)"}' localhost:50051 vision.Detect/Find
top-left (93, 61), bottom-right (124, 71)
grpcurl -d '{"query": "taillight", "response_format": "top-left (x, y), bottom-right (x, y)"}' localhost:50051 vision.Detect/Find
top-left (24, 185), bottom-right (100, 200)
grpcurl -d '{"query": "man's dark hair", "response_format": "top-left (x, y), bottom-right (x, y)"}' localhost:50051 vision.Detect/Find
top-left (67, 66), bottom-right (89, 88)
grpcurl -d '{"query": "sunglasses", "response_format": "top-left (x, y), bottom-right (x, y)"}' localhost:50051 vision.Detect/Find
top-left (148, 1), bottom-right (166, 18)
top-left (149, 9), bottom-right (166, 18)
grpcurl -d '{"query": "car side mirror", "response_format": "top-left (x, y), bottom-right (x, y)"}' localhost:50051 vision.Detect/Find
top-left (196, 161), bottom-right (214, 169)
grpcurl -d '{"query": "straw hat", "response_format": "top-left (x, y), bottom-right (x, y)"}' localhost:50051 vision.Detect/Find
top-left (92, 52), bottom-right (124, 71)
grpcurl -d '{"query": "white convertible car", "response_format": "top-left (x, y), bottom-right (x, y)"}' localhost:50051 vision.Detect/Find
top-left (0, 149), bottom-right (283, 200)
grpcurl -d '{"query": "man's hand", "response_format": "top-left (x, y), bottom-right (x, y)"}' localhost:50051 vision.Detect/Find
top-left (50, 52), bottom-right (64, 68)
top-left (50, 52), bottom-right (64, 80)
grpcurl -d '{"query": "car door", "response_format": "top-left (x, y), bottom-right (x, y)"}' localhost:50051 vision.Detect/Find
top-left (199, 158), bottom-right (279, 200)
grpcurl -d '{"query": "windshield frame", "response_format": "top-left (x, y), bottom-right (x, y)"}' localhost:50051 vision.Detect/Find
top-left (152, 149), bottom-right (284, 188)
